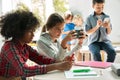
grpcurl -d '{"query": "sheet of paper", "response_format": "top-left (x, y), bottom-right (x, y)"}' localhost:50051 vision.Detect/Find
top-left (74, 61), bottom-right (112, 68)
top-left (64, 67), bottom-right (99, 78)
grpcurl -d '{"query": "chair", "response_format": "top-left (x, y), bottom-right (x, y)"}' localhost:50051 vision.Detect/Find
top-left (80, 46), bottom-right (105, 61)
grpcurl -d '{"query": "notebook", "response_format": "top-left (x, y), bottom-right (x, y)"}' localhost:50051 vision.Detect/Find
top-left (74, 61), bottom-right (112, 68)
top-left (64, 67), bottom-right (98, 78)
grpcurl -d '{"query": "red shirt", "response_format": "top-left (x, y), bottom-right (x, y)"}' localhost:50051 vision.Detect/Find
top-left (0, 39), bottom-right (55, 78)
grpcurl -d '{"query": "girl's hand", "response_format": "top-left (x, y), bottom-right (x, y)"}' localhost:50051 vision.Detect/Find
top-left (64, 30), bottom-right (76, 42)
top-left (63, 54), bottom-right (74, 62)
top-left (55, 61), bottom-right (72, 71)
top-left (61, 30), bottom-right (75, 49)
top-left (77, 32), bottom-right (86, 45)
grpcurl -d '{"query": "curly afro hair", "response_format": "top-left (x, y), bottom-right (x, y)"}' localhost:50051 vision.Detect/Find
top-left (0, 10), bottom-right (40, 40)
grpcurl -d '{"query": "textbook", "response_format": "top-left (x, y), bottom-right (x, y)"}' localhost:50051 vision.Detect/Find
top-left (74, 61), bottom-right (112, 69)
top-left (64, 67), bottom-right (98, 78)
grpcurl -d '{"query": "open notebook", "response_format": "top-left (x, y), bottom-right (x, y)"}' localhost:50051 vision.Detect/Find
top-left (64, 67), bottom-right (98, 78)
top-left (74, 61), bottom-right (112, 69)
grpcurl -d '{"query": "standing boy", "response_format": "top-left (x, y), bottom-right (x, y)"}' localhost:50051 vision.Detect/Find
top-left (85, 0), bottom-right (116, 62)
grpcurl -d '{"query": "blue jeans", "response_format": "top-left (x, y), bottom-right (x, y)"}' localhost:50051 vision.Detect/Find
top-left (89, 42), bottom-right (116, 62)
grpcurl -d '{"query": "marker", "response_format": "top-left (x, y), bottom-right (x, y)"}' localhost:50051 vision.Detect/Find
top-left (73, 69), bottom-right (91, 73)
top-left (70, 54), bottom-right (74, 61)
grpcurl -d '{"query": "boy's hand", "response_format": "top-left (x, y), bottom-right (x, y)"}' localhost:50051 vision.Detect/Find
top-left (102, 22), bottom-right (110, 28)
top-left (97, 19), bottom-right (103, 27)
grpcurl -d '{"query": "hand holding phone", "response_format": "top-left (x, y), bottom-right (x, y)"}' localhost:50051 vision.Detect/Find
top-left (75, 29), bottom-right (84, 38)
top-left (103, 18), bottom-right (110, 28)
top-left (104, 18), bottom-right (110, 23)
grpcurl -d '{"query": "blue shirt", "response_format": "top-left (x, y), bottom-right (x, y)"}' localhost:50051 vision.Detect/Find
top-left (62, 23), bottom-right (75, 45)
top-left (85, 12), bottom-right (112, 45)
top-left (62, 23), bottom-right (75, 39)
top-left (63, 23), bottom-right (75, 31)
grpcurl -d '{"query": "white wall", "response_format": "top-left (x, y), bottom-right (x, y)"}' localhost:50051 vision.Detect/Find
top-left (45, 0), bottom-right (55, 20)
top-left (2, 0), bottom-right (15, 14)
top-left (69, 0), bottom-right (120, 43)
top-left (69, 0), bottom-right (92, 20)
top-left (0, 35), bottom-right (4, 50)
top-left (104, 0), bottom-right (120, 43)
top-left (0, 0), bottom-right (32, 49)
top-left (0, 0), bottom-right (2, 15)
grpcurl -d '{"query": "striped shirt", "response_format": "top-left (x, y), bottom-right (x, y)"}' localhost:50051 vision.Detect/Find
top-left (0, 39), bottom-right (55, 78)
top-left (37, 33), bottom-right (82, 61)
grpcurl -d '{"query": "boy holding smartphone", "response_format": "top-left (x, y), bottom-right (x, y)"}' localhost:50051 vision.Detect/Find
top-left (85, 0), bottom-right (116, 62)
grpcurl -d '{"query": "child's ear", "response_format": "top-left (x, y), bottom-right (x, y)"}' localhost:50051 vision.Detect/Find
top-left (92, 4), bottom-right (94, 8)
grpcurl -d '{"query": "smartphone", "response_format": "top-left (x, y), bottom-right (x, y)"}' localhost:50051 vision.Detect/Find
top-left (75, 29), bottom-right (84, 38)
top-left (104, 18), bottom-right (110, 23)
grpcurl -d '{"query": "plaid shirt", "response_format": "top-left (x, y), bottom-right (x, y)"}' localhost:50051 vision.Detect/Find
top-left (0, 39), bottom-right (55, 78)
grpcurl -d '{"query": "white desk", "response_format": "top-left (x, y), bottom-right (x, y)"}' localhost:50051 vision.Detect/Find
top-left (33, 66), bottom-right (120, 80)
